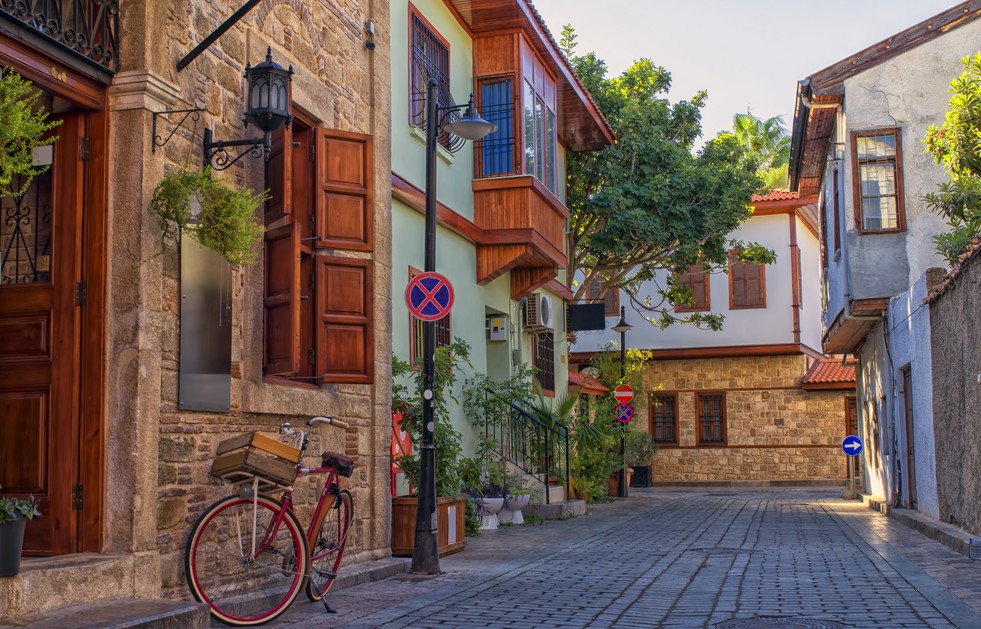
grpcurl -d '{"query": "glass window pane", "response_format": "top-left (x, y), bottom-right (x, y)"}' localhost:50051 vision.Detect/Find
top-left (534, 98), bottom-right (544, 181)
top-left (524, 82), bottom-right (536, 176)
top-left (545, 108), bottom-right (557, 193)
top-left (860, 163), bottom-right (896, 196)
top-left (480, 79), bottom-right (513, 177)
top-left (857, 133), bottom-right (896, 160)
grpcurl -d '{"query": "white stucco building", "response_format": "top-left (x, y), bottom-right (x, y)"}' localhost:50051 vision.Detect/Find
top-left (788, 2), bottom-right (978, 513)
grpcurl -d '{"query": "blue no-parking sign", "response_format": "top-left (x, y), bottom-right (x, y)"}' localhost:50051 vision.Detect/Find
top-left (405, 272), bottom-right (454, 322)
top-left (615, 403), bottom-right (633, 424)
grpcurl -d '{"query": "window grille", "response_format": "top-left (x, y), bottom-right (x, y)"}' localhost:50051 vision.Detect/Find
top-left (409, 12), bottom-right (464, 151)
top-left (533, 331), bottom-right (555, 393)
top-left (474, 77), bottom-right (518, 177)
top-left (697, 393), bottom-right (726, 445)
top-left (651, 394), bottom-right (678, 445)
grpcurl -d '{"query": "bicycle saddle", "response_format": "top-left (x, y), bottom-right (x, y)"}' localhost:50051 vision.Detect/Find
top-left (321, 451), bottom-right (355, 477)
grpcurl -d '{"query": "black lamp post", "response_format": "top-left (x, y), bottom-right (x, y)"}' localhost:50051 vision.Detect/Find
top-left (203, 47), bottom-right (293, 170)
top-left (612, 306), bottom-right (632, 498)
top-left (412, 77), bottom-right (496, 574)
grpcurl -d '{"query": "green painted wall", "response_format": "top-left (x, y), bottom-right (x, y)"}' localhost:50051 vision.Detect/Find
top-left (390, 0), bottom-right (475, 219)
top-left (390, 0), bottom-right (570, 460)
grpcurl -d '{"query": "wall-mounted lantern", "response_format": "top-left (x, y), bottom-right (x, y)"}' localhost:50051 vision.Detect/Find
top-left (203, 47), bottom-right (294, 171)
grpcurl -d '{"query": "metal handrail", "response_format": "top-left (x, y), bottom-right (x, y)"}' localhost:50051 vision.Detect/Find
top-left (481, 388), bottom-right (571, 504)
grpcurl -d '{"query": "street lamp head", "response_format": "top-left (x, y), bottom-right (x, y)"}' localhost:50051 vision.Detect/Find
top-left (443, 93), bottom-right (497, 141)
top-left (612, 306), bottom-right (632, 335)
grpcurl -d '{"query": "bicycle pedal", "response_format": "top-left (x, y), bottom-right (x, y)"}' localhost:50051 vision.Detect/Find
top-left (316, 569), bottom-right (337, 578)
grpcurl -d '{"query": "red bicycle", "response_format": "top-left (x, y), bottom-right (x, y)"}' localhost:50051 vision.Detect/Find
top-left (185, 416), bottom-right (355, 626)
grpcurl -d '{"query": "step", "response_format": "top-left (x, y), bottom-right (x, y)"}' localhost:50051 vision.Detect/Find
top-left (0, 598), bottom-right (208, 629)
top-left (0, 553), bottom-right (147, 618)
top-left (863, 495), bottom-right (979, 560)
top-left (524, 500), bottom-right (587, 520)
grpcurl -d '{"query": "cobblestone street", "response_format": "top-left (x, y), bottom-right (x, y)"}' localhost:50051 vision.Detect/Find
top-left (263, 489), bottom-right (981, 628)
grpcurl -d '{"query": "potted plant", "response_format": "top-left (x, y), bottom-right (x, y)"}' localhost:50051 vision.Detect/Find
top-left (500, 470), bottom-right (531, 525)
top-left (148, 167), bottom-right (268, 266)
top-left (0, 68), bottom-right (61, 199)
top-left (391, 340), bottom-right (470, 556)
top-left (625, 430), bottom-right (660, 488)
top-left (0, 485), bottom-right (41, 577)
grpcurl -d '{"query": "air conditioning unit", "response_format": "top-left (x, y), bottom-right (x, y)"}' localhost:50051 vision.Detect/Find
top-left (524, 293), bottom-right (554, 332)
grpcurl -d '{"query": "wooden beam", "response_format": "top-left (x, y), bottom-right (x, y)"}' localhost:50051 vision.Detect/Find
top-left (391, 172), bottom-right (483, 243)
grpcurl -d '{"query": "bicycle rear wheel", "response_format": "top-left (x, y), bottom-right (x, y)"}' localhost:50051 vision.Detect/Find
top-left (185, 494), bottom-right (309, 626)
top-left (305, 489), bottom-right (354, 601)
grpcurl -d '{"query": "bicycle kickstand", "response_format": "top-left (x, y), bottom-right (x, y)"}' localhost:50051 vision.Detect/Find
top-left (322, 597), bottom-right (338, 614)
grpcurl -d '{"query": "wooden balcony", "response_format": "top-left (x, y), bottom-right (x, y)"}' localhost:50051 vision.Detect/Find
top-left (473, 175), bottom-right (567, 300)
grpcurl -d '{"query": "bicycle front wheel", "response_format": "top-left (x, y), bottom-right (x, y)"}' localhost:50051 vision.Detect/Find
top-left (185, 494), bottom-right (309, 626)
top-left (305, 489), bottom-right (354, 601)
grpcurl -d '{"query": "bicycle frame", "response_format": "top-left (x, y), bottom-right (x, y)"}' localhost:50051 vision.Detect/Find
top-left (241, 464), bottom-right (346, 581)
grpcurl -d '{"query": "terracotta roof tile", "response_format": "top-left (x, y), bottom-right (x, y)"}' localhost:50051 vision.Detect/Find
top-left (752, 189), bottom-right (798, 202)
top-left (925, 237), bottom-right (981, 304)
top-left (569, 370), bottom-right (608, 394)
top-left (801, 358), bottom-right (857, 389)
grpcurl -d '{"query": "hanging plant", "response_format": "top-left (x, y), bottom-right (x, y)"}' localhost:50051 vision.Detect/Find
top-left (149, 167), bottom-right (268, 266)
top-left (0, 68), bottom-right (61, 198)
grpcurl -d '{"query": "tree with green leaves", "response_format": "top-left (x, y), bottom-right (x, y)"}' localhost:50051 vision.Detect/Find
top-left (924, 52), bottom-right (981, 267)
top-left (732, 110), bottom-right (791, 190)
top-left (559, 26), bottom-right (774, 331)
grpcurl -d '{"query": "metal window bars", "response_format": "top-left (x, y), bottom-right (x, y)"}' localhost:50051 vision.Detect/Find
top-left (0, 0), bottom-right (120, 72)
top-left (409, 36), bottom-right (468, 153)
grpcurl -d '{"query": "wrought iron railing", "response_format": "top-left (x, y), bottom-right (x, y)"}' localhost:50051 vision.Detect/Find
top-left (481, 388), bottom-right (570, 504)
top-left (0, 0), bottom-right (119, 72)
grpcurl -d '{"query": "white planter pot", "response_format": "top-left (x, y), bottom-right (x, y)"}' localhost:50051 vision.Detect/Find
top-left (503, 494), bottom-right (530, 525)
top-left (478, 497), bottom-right (505, 530)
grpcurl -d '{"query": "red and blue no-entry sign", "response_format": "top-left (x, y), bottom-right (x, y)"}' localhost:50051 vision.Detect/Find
top-left (405, 272), bottom-right (455, 322)
top-left (615, 403), bottom-right (633, 424)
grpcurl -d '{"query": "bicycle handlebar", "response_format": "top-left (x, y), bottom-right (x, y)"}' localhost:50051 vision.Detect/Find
top-left (306, 416), bottom-right (350, 430)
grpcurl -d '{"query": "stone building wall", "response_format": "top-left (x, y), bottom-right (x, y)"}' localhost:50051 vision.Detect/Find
top-left (639, 355), bottom-right (849, 483)
top-left (103, 0), bottom-right (392, 599)
top-left (929, 248), bottom-right (981, 536)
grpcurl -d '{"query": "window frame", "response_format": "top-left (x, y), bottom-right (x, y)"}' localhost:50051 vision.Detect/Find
top-left (408, 4), bottom-right (452, 149)
top-left (851, 128), bottom-right (906, 235)
top-left (674, 265), bottom-right (711, 313)
top-left (650, 393), bottom-right (679, 447)
top-left (696, 391), bottom-right (727, 447)
top-left (532, 331), bottom-right (556, 396)
top-left (728, 250), bottom-right (766, 310)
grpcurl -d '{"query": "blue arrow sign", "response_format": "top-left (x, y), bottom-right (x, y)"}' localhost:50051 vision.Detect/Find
top-left (842, 435), bottom-right (864, 457)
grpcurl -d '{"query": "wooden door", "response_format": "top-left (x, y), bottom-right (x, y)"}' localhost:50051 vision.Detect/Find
top-left (902, 367), bottom-right (917, 509)
top-left (0, 113), bottom-right (84, 555)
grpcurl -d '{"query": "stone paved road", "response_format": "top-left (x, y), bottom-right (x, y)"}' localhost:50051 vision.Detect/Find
top-left (258, 489), bottom-right (981, 628)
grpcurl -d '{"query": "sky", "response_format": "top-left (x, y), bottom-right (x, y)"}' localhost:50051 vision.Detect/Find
top-left (533, 0), bottom-right (957, 142)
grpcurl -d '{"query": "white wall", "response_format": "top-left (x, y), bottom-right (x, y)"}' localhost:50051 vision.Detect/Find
top-left (798, 215), bottom-right (823, 352)
top-left (574, 212), bottom-right (819, 352)
top-left (886, 273), bottom-right (940, 518)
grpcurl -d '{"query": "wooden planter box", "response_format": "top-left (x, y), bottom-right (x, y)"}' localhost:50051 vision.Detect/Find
top-left (391, 495), bottom-right (467, 557)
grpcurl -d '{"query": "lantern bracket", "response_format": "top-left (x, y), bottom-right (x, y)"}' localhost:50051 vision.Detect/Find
top-left (152, 108), bottom-right (206, 154)
top-left (177, 0), bottom-right (264, 71)
top-left (203, 128), bottom-right (270, 171)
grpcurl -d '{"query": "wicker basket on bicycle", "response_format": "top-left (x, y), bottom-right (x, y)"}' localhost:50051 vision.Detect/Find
top-left (210, 432), bottom-right (301, 491)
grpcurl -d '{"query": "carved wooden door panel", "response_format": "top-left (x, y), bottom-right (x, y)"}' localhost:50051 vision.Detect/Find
top-left (0, 113), bottom-right (84, 556)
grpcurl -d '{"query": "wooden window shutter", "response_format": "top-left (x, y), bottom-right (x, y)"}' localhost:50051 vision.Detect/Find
top-left (730, 251), bottom-right (765, 308)
top-left (691, 270), bottom-right (707, 309)
top-left (263, 222), bottom-right (301, 375)
top-left (264, 125), bottom-right (293, 225)
top-left (315, 256), bottom-right (373, 383)
top-left (315, 129), bottom-right (373, 251)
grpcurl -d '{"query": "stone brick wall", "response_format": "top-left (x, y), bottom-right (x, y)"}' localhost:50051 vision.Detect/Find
top-left (103, 0), bottom-right (392, 599)
top-left (638, 355), bottom-right (849, 483)
top-left (929, 251), bottom-right (981, 535)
